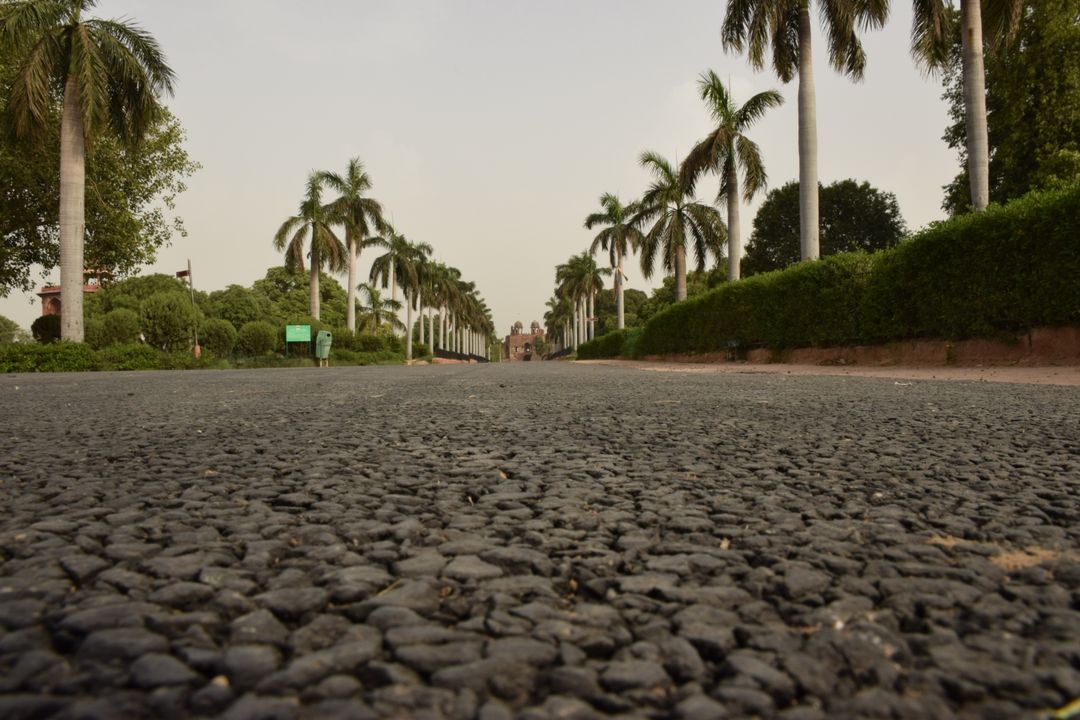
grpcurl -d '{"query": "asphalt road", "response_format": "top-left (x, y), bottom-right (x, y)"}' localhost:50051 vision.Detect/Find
top-left (1, 363), bottom-right (1078, 720)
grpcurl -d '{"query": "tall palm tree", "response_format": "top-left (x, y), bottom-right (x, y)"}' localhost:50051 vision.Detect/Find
top-left (632, 152), bottom-right (726, 302)
top-left (585, 194), bottom-right (645, 330)
top-left (681, 72), bottom-right (783, 281)
top-left (370, 234), bottom-right (431, 356)
top-left (911, 0), bottom-right (1022, 211)
top-left (722, 0), bottom-right (887, 260)
top-left (356, 282), bottom-right (404, 333)
top-left (1, 0), bottom-right (175, 342)
top-left (321, 158), bottom-right (391, 332)
top-left (274, 172), bottom-right (346, 320)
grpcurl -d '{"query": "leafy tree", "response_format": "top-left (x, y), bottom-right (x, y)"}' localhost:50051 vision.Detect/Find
top-left (743, 179), bottom-right (906, 276)
top-left (251, 267), bottom-right (347, 328)
top-left (101, 307), bottom-right (140, 345)
top-left (199, 318), bottom-right (237, 357)
top-left (273, 172), bottom-right (346, 320)
top-left (722, 0), bottom-right (887, 260)
top-left (205, 284), bottom-right (274, 331)
top-left (0, 313), bottom-right (23, 343)
top-left (140, 292), bottom-right (195, 351)
top-left (681, 71), bottom-right (783, 281)
top-left (236, 321), bottom-right (277, 356)
top-left (1, 0), bottom-right (176, 341)
top-left (31, 314), bottom-right (60, 343)
top-left (633, 151), bottom-right (726, 302)
top-left (638, 269), bottom-right (727, 322)
top-left (592, 287), bottom-right (648, 336)
top-left (585, 194), bottom-right (644, 330)
top-left (939, 0), bottom-right (1080, 214)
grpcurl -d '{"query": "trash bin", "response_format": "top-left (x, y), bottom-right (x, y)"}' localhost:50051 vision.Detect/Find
top-left (315, 330), bottom-right (333, 366)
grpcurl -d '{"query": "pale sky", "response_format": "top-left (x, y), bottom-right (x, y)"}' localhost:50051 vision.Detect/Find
top-left (1, 0), bottom-right (958, 335)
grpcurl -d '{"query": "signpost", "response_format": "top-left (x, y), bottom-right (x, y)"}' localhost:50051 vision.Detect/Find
top-left (284, 325), bottom-right (311, 357)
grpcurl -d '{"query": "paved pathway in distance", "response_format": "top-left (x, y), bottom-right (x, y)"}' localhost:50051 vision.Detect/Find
top-left (1, 363), bottom-right (1079, 720)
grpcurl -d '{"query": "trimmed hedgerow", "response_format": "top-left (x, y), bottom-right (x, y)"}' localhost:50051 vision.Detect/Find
top-left (0, 342), bottom-right (101, 372)
top-left (636, 183), bottom-right (1080, 357)
top-left (578, 328), bottom-right (635, 358)
top-left (98, 343), bottom-right (161, 371)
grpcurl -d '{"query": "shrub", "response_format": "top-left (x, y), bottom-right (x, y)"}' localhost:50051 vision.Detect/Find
top-left (0, 342), bottom-right (100, 372)
top-left (237, 321), bottom-right (278, 356)
top-left (84, 317), bottom-right (106, 349)
top-left (102, 308), bottom-right (142, 346)
top-left (636, 183), bottom-right (1080, 357)
top-left (357, 333), bottom-right (387, 352)
top-left (413, 342), bottom-right (430, 357)
top-left (98, 343), bottom-right (162, 371)
top-left (578, 330), bottom-right (631, 359)
top-left (200, 318), bottom-right (238, 357)
top-left (141, 293), bottom-right (196, 351)
top-left (31, 315), bottom-right (61, 344)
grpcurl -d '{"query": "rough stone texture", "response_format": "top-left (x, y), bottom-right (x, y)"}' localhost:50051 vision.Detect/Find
top-left (1, 363), bottom-right (1078, 718)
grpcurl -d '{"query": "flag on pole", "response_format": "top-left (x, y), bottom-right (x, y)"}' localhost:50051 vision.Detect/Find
top-left (176, 269), bottom-right (189, 278)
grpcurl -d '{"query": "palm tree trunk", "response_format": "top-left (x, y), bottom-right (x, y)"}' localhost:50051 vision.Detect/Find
top-left (961, 0), bottom-right (990, 210)
top-left (346, 233), bottom-right (358, 332)
top-left (588, 291), bottom-right (595, 340)
top-left (418, 295), bottom-right (425, 346)
top-left (727, 161), bottom-right (742, 281)
top-left (572, 302), bottom-right (579, 350)
top-left (391, 273), bottom-right (398, 335)
top-left (309, 245), bottom-right (321, 319)
top-left (427, 306), bottom-right (434, 351)
top-left (405, 291), bottom-right (413, 361)
top-left (798, 1), bottom-right (820, 261)
top-left (674, 245), bottom-right (688, 301)
top-left (616, 248), bottom-right (625, 330)
top-left (59, 76), bottom-right (86, 342)
top-left (440, 306), bottom-right (446, 350)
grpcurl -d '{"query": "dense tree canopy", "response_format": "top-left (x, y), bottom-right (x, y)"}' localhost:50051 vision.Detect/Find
top-left (0, 46), bottom-right (198, 296)
top-left (941, 0), bottom-right (1080, 214)
top-left (742, 180), bottom-right (906, 276)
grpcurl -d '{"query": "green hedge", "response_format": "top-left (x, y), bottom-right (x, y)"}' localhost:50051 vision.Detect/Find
top-left (636, 183), bottom-right (1080, 357)
top-left (577, 328), bottom-right (642, 359)
top-left (98, 343), bottom-right (162, 371)
top-left (0, 342), bottom-right (101, 372)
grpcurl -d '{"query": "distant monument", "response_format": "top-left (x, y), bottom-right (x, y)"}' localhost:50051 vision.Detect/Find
top-left (503, 320), bottom-right (544, 361)
top-left (36, 269), bottom-right (110, 317)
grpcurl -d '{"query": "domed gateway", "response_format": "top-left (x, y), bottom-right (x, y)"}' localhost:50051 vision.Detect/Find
top-left (503, 320), bottom-right (545, 361)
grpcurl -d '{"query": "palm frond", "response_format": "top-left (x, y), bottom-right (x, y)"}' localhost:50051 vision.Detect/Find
top-left (736, 135), bottom-right (768, 200)
top-left (910, 0), bottom-right (953, 72)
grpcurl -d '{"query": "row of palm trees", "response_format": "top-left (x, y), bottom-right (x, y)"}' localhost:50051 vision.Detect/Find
top-left (273, 159), bottom-right (494, 360)
top-left (547, 0), bottom-right (1021, 348)
top-left (721, 0), bottom-right (1022, 256)
top-left (544, 69), bottom-right (782, 349)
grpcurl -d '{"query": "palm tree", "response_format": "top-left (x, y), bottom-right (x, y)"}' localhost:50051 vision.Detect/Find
top-left (274, 172), bottom-right (346, 320)
top-left (356, 282), bottom-right (404, 333)
top-left (1, 0), bottom-right (175, 341)
top-left (369, 234), bottom-right (431, 357)
top-left (585, 194), bottom-right (645, 330)
top-left (911, 0), bottom-right (1022, 211)
top-left (632, 152), bottom-right (726, 302)
top-left (321, 158), bottom-right (391, 332)
top-left (681, 72), bottom-right (783, 282)
top-left (722, 0), bottom-right (887, 260)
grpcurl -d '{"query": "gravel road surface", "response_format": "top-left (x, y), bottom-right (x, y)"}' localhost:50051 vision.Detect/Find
top-left (1, 363), bottom-right (1078, 719)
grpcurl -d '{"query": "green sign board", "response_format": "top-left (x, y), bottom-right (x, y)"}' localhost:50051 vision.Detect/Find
top-left (285, 324), bottom-right (311, 343)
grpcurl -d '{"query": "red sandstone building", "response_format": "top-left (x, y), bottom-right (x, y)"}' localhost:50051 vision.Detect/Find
top-left (36, 270), bottom-right (109, 317)
top-left (503, 320), bottom-right (544, 361)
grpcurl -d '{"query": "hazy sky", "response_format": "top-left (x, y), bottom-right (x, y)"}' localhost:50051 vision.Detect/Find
top-left (1, 0), bottom-right (958, 335)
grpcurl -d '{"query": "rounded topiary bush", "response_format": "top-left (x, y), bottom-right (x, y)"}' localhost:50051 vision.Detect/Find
top-left (102, 308), bottom-right (142, 346)
top-left (237, 321), bottom-right (278, 356)
top-left (140, 293), bottom-right (196, 351)
top-left (200, 318), bottom-right (237, 357)
top-left (84, 317), bottom-right (106, 350)
top-left (31, 314), bottom-right (61, 344)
